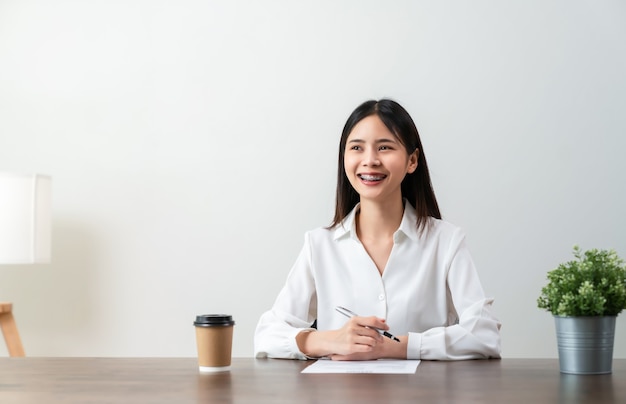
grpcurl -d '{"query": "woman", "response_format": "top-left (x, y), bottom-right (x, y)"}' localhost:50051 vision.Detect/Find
top-left (254, 99), bottom-right (501, 360)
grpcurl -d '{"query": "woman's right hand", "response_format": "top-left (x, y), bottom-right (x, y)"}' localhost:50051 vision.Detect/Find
top-left (296, 316), bottom-right (389, 358)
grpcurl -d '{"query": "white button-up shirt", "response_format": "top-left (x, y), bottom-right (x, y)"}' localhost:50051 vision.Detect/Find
top-left (254, 201), bottom-right (501, 360)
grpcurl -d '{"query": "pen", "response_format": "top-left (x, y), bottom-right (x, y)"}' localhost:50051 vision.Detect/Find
top-left (335, 306), bottom-right (400, 342)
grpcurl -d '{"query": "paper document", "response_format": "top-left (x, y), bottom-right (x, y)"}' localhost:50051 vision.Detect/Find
top-left (301, 359), bottom-right (420, 374)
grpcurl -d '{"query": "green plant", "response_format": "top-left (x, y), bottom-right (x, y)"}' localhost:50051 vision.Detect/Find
top-left (537, 246), bottom-right (626, 316)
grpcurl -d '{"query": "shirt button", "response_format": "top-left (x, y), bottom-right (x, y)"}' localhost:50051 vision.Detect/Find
top-left (378, 294), bottom-right (385, 301)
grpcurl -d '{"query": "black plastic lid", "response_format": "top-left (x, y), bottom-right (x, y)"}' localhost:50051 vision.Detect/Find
top-left (193, 314), bottom-right (235, 327)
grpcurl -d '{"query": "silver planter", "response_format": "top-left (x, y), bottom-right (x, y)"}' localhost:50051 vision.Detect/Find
top-left (554, 316), bottom-right (616, 375)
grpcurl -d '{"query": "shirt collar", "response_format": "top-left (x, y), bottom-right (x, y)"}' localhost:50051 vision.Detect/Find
top-left (332, 199), bottom-right (420, 242)
top-left (331, 204), bottom-right (359, 241)
top-left (397, 200), bottom-right (420, 242)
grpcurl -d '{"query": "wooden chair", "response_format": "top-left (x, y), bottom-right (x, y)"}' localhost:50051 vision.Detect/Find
top-left (0, 302), bottom-right (25, 357)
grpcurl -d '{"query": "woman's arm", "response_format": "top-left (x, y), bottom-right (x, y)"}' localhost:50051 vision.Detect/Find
top-left (254, 234), bottom-right (318, 360)
top-left (407, 230), bottom-right (501, 360)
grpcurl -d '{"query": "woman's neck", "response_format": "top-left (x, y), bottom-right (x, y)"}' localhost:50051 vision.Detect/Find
top-left (356, 198), bottom-right (405, 241)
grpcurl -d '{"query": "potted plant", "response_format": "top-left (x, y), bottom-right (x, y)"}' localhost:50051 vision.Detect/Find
top-left (537, 245), bottom-right (626, 374)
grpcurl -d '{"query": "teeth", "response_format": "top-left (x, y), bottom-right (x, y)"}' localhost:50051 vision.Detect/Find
top-left (359, 174), bottom-right (385, 181)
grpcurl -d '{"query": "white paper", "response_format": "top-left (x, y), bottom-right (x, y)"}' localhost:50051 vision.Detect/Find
top-left (301, 359), bottom-right (420, 374)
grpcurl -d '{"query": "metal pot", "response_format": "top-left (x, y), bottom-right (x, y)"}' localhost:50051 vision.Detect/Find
top-left (554, 315), bottom-right (616, 375)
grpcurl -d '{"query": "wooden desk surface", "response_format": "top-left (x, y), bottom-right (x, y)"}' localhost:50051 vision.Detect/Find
top-left (1, 358), bottom-right (624, 403)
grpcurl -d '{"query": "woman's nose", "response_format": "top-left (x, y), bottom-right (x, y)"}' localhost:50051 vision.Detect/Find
top-left (363, 150), bottom-right (380, 166)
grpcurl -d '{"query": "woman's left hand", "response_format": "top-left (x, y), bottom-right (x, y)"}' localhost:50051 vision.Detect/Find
top-left (328, 334), bottom-right (408, 361)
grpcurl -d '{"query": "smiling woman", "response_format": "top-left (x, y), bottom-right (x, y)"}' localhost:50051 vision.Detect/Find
top-left (254, 99), bottom-right (502, 361)
top-left (332, 100), bottom-right (441, 234)
top-left (343, 115), bottom-right (418, 209)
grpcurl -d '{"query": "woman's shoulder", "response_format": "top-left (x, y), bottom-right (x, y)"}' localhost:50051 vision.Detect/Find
top-left (300, 221), bottom-right (355, 248)
top-left (421, 216), bottom-right (466, 241)
top-left (305, 224), bottom-right (339, 240)
top-left (401, 201), bottom-right (464, 241)
top-left (428, 216), bottom-right (461, 231)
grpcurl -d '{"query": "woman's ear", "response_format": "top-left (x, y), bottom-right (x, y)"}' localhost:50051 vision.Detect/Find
top-left (407, 149), bottom-right (419, 174)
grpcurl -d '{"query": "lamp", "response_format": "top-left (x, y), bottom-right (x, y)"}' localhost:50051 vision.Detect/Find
top-left (0, 172), bottom-right (51, 356)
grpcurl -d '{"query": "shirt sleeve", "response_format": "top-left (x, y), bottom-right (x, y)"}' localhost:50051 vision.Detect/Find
top-left (407, 229), bottom-right (502, 360)
top-left (254, 233), bottom-right (318, 360)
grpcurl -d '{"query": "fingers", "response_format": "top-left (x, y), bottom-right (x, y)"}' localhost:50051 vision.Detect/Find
top-left (347, 317), bottom-right (383, 341)
top-left (359, 316), bottom-right (389, 332)
top-left (331, 315), bottom-right (392, 357)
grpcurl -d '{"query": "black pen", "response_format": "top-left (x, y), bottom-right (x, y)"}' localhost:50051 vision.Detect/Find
top-left (335, 306), bottom-right (400, 342)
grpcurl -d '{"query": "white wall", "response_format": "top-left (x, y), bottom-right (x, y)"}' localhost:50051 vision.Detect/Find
top-left (1, 0), bottom-right (625, 358)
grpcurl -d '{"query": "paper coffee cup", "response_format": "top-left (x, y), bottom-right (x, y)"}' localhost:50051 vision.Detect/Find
top-left (194, 314), bottom-right (235, 372)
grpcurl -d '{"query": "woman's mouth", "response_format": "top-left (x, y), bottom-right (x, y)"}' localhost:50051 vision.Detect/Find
top-left (357, 174), bottom-right (387, 182)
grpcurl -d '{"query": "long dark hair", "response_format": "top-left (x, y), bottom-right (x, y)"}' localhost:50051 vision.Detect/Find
top-left (329, 99), bottom-right (441, 232)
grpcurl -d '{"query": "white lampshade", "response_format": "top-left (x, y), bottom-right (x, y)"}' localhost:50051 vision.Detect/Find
top-left (0, 172), bottom-right (52, 264)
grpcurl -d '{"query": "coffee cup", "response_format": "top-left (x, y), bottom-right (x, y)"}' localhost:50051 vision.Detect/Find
top-left (193, 314), bottom-right (235, 372)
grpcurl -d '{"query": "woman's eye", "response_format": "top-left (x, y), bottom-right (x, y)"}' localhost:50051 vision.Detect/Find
top-left (349, 145), bottom-right (361, 151)
top-left (379, 145), bottom-right (391, 151)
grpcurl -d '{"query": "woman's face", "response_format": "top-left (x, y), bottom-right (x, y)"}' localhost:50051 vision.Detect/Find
top-left (343, 115), bottom-right (417, 204)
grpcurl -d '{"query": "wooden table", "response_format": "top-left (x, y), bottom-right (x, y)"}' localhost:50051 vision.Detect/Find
top-left (1, 358), bottom-right (624, 403)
